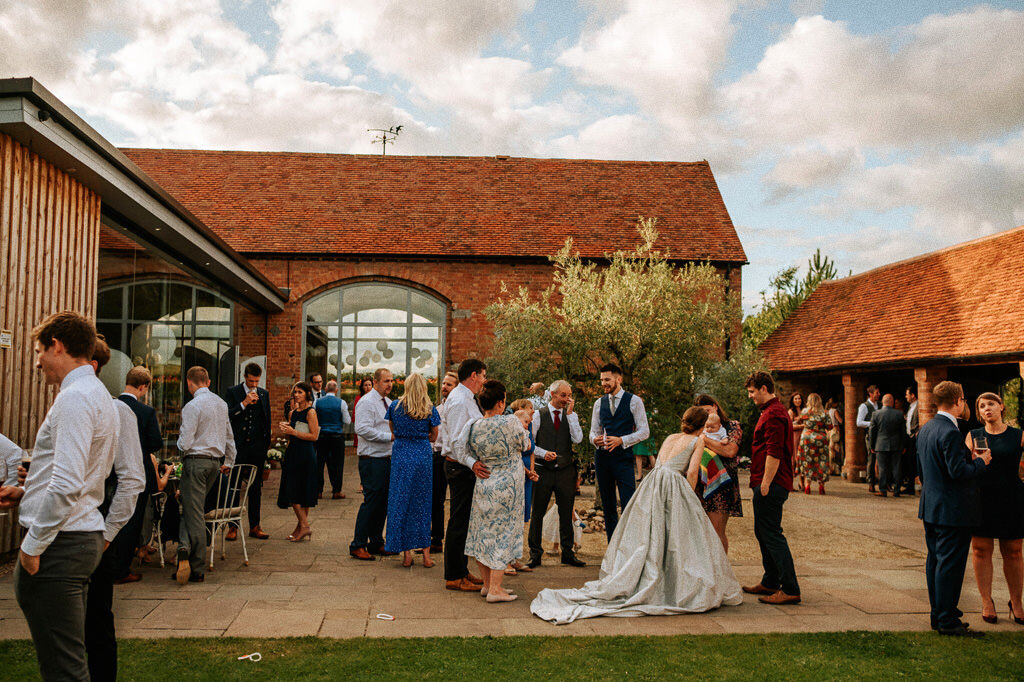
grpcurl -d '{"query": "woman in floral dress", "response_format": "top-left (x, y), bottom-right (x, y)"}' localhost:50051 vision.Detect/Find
top-left (695, 394), bottom-right (743, 554)
top-left (797, 393), bottom-right (832, 495)
top-left (455, 380), bottom-right (531, 603)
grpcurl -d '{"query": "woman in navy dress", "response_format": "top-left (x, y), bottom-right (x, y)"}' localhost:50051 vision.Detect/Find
top-left (385, 373), bottom-right (441, 567)
top-left (966, 392), bottom-right (1024, 625)
top-left (277, 382), bottom-right (320, 542)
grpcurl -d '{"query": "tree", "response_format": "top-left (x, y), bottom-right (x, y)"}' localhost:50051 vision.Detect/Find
top-left (742, 248), bottom-right (838, 349)
top-left (485, 217), bottom-right (748, 446)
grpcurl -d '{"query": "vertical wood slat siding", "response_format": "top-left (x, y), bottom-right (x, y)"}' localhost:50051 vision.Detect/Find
top-left (0, 132), bottom-right (101, 554)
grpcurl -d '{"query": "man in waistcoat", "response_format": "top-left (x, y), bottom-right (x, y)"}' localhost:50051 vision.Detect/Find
top-left (315, 380), bottom-right (350, 499)
top-left (527, 380), bottom-right (586, 568)
top-left (224, 362), bottom-right (271, 540)
top-left (856, 385), bottom-right (881, 492)
top-left (903, 386), bottom-right (920, 496)
top-left (589, 363), bottom-right (650, 540)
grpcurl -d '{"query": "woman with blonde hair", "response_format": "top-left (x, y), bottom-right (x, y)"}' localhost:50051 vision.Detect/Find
top-left (796, 393), bottom-right (832, 495)
top-left (966, 392), bottom-right (1024, 625)
top-left (385, 373), bottom-right (441, 567)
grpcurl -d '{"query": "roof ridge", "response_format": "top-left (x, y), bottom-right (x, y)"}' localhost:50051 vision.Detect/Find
top-left (816, 223), bottom-right (1024, 289)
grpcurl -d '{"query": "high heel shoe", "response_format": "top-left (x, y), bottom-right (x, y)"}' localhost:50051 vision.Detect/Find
top-left (819, 484), bottom-right (825, 495)
top-left (289, 527), bottom-right (312, 542)
top-left (1009, 600), bottom-right (1024, 625)
top-left (804, 483), bottom-right (810, 495)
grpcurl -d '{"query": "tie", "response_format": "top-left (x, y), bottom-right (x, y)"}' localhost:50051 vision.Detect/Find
top-left (553, 409), bottom-right (561, 430)
top-left (382, 397), bottom-right (388, 413)
top-left (610, 395), bottom-right (617, 412)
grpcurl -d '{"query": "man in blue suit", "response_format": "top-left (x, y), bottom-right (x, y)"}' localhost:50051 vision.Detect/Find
top-left (917, 380), bottom-right (991, 637)
top-left (225, 362), bottom-right (272, 539)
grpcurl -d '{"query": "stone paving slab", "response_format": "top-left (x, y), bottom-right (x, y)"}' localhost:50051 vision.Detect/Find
top-left (0, 457), bottom-right (1013, 639)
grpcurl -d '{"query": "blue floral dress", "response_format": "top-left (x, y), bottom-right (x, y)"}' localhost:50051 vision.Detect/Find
top-left (384, 400), bottom-right (441, 553)
top-left (461, 415), bottom-right (531, 570)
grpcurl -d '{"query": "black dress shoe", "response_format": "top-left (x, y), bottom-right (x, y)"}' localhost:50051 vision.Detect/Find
top-left (938, 624), bottom-right (984, 638)
top-left (527, 557), bottom-right (542, 569)
top-left (561, 556), bottom-right (586, 567)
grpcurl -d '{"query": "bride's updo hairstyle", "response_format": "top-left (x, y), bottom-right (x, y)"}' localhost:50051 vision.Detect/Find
top-left (477, 379), bottom-right (507, 411)
top-left (680, 406), bottom-right (709, 435)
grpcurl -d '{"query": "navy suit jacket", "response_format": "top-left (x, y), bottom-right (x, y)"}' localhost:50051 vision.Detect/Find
top-left (917, 413), bottom-right (986, 527)
top-left (225, 383), bottom-right (272, 448)
top-left (117, 394), bottom-right (163, 494)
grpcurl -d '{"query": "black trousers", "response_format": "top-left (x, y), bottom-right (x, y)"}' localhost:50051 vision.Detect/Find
top-left (16, 530), bottom-right (104, 682)
top-left (431, 453), bottom-right (447, 546)
top-left (901, 438), bottom-right (917, 490)
top-left (316, 434), bottom-right (346, 495)
top-left (528, 465), bottom-right (578, 561)
top-left (752, 483), bottom-right (800, 596)
top-left (350, 457), bottom-right (390, 551)
top-left (876, 450), bottom-right (901, 493)
top-left (444, 460), bottom-right (476, 581)
top-left (110, 494), bottom-right (147, 580)
top-left (85, 544), bottom-right (117, 682)
top-left (924, 522), bottom-right (971, 630)
top-left (234, 440), bottom-right (268, 529)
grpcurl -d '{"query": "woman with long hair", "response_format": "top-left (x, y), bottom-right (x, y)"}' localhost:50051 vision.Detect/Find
top-left (788, 392), bottom-right (805, 491)
top-left (796, 393), bottom-right (832, 495)
top-left (694, 394), bottom-right (743, 553)
top-left (385, 373), bottom-right (441, 567)
top-left (825, 397), bottom-right (844, 475)
top-left (966, 392), bottom-right (1024, 625)
top-left (277, 382), bottom-right (321, 542)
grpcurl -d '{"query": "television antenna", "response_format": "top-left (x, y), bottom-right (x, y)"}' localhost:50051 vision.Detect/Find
top-left (368, 125), bottom-right (402, 156)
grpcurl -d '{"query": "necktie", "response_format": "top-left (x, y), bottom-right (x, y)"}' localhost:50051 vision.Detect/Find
top-left (553, 409), bottom-right (561, 430)
top-left (382, 397), bottom-right (388, 413)
top-left (610, 395), bottom-right (617, 412)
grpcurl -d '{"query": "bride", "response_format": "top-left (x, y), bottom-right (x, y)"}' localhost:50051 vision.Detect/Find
top-left (531, 406), bottom-right (742, 624)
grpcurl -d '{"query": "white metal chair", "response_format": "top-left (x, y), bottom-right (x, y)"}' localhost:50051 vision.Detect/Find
top-left (145, 491), bottom-right (168, 568)
top-left (205, 464), bottom-right (258, 569)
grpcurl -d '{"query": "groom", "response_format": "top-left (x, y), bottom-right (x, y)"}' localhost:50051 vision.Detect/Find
top-left (918, 380), bottom-right (990, 637)
top-left (743, 371), bottom-right (801, 605)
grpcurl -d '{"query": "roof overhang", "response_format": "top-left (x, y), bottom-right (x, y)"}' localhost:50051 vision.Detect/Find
top-left (0, 78), bottom-right (286, 314)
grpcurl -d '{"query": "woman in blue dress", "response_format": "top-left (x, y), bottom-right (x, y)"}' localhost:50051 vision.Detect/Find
top-left (277, 382), bottom-right (320, 542)
top-left (385, 373), bottom-right (441, 567)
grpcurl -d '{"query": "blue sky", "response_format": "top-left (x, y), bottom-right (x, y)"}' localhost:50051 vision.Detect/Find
top-left (3, 0), bottom-right (1023, 312)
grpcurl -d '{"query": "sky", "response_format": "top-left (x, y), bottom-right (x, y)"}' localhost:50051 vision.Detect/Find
top-left (2, 0), bottom-right (1023, 312)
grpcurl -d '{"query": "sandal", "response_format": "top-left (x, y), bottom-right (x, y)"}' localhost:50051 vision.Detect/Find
top-left (504, 567), bottom-right (517, 576)
top-left (510, 561), bottom-right (533, 573)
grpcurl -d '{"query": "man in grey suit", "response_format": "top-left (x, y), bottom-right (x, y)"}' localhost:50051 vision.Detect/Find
top-left (902, 386), bottom-right (921, 496)
top-left (868, 394), bottom-right (906, 497)
top-left (918, 380), bottom-right (990, 637)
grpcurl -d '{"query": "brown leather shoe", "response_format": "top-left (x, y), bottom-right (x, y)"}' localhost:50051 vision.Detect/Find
top-left (248, 526), bottom-right (270, 540)
top-left (114, 573), bottom-right (143, 585)
top-left (445, 578), bottom-right (481, 592)
top-left (225, 527), bottom-right (238, 541)
top-left (350, 548), bottom-right (375, 561)
top-left (332, 492), bottom-right (346, 499)
top-left (465, 573), bottom-right (484, 585)
top-left (758, 590), bottom-right (801, 605)
top-left (742, 583), bottom-right (776, 595)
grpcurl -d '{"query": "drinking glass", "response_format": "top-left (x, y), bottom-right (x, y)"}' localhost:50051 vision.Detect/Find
top-left (975, 435), bottom-right (989, 452)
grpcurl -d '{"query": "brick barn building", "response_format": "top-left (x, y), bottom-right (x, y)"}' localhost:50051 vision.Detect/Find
top-left (758, 226), bottom-right (1024, 481)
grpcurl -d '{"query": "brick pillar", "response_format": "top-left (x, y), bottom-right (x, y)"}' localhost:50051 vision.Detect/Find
top-left (914, 366), bottom-right (948, 427)
top-left (842, 373), bottom-right (866, 481)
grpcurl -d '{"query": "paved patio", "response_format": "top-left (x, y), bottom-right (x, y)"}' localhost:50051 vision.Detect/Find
top-left (0, 459), bottom-right (1016, 639)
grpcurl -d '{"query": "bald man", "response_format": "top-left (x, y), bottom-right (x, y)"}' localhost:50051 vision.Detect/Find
top-left (868, 394), bottom-right (907, 498)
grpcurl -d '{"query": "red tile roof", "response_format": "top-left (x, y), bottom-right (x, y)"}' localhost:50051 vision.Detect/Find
top-left (758, 225), bottom-right (1024, 373)
top-left (119, 150), bottom-right (746, 262)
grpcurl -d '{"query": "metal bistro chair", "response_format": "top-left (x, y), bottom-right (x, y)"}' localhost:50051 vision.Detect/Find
top-left (205, 463), bottom-right (259, 569)
top-left (146, 491), bottom-right (168, 568)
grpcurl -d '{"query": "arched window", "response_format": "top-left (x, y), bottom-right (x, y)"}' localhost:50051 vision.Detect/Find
top-left (96, 280), bottom-right (234, 449)
top-left (303, 283), bottom-right (446, 400)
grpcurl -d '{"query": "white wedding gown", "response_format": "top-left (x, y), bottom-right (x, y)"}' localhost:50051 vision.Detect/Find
top-left (530, 437), bottom-right (742, 624)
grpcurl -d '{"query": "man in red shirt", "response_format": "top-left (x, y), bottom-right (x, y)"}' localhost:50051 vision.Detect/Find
top-left (743, 371), bottom-right (801, 605)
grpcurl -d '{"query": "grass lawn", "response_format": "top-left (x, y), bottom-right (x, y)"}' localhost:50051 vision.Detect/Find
top-left (1, 632), bottom-right (1023, 680)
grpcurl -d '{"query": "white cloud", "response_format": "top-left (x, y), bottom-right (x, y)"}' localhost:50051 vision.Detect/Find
top-left (764, 145), bottom-right (861, 201)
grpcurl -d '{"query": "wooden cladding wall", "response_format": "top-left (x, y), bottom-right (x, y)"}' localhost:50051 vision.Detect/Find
top-left (0, 132), bottom-right (101, 553)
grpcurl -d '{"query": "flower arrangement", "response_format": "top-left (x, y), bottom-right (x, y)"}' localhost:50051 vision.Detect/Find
top-left (266, 436), bottom-right (287, 467)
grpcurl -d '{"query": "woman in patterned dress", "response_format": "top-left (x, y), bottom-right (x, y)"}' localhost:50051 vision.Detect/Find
top-left (789, 392), bottom-right (805, 491)
top-left (694, 394), bottom-right (743, 554)
top-left (797, 393), bottom-right (832, 495)
top-left (455, 380), bottom-right (531, 603)
top-left (384, 373), bottom-right (441, 567)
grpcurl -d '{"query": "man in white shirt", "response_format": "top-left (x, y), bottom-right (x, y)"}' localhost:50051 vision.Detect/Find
top-left (589, 363), bottom-right (650, 540)
top-left (441, 358), bottom-right (489, 591)
top-left (350, 368), bottom-right (395, 560)
top-left (0, 311), bottom-right (123, 681)
top-left (527, 379), bottom-right (586, 567)
top-left (430, 371), bottom-right (459, 553)
top-left (174, 366), bottom-right (235, 585)
top-left (902, 385), bottom-right (920, 496)
top-left (857, 385), bottom-right (881, 492)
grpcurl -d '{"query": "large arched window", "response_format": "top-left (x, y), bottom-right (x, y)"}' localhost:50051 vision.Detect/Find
top-left (303, 283), bottom-right (446, 400)
top-left (96, 280), bottom-right (234, 450)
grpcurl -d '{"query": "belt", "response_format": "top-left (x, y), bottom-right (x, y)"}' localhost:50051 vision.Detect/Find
top-left (358, 455), bottom-right (390, 460)
top-left (184, 454), bottom-right (224, 461)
